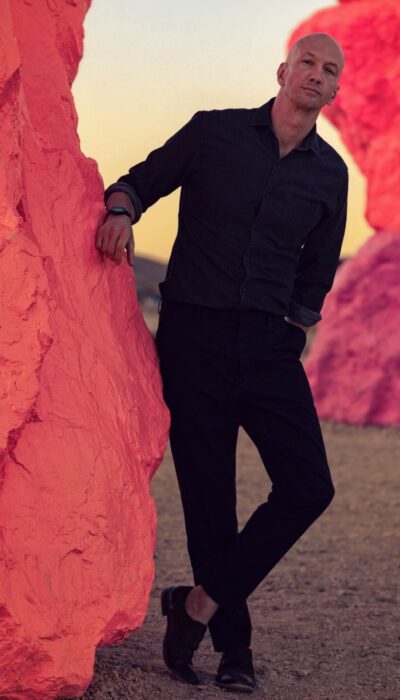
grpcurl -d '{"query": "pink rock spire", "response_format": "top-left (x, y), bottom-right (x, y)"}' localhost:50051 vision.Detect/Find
top-left (289, 0), bottom-right (400, 426)
top-left (0, 2), bottom-right (169, 699)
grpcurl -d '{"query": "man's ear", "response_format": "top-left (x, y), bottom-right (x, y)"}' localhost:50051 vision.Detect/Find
top-left (277, 62), bottom-right (287, 87)
top-left (327, 84), bottom-right (340, 105)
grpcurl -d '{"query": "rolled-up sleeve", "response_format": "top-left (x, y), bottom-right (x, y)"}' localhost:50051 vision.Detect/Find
top-left (104, 111), bottom-right (203, 223)
top-left (288, 170), bottom-right (348, 326)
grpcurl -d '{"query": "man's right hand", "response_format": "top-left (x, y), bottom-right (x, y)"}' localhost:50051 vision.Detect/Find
top-left (96, 214), bottom-right (135, 267)
top-left (96, 191), bottom-right (136, 267)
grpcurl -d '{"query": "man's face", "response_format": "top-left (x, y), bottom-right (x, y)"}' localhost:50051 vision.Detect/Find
top-left (279, 37), bottom-right (343, 111)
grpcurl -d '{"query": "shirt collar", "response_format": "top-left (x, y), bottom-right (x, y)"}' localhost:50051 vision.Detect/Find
top-left (250, 97), bottom-right (320, 154)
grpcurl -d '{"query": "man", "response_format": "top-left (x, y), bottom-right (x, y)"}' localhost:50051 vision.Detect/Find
top-left (96, 33), bottom-right (347, 693)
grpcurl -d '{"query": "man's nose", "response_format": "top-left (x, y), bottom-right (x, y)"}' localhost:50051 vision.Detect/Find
top-left (309, 66), bottom-right (323, 83)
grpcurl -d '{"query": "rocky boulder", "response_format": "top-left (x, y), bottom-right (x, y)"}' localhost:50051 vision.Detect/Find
top-left (0, 2), bottom-right (169, 699)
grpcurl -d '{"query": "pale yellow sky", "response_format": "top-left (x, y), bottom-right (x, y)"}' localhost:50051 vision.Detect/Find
top-left (73, 0), bottom-right (373, 263)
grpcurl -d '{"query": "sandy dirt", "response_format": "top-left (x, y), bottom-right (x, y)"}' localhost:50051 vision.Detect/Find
top-left (67, 326), bottom-right (400, 700)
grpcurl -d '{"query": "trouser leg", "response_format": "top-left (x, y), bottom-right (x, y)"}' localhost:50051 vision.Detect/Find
top-left (196, 315), bottom-right (335, 607)
top-left (155, 301), bottom-right (252, 652)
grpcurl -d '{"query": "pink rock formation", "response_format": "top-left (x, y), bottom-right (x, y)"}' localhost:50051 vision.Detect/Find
top-left (0, 3), bottom-right (169, 699)
top-left (289, 0), bottom-right (400, 426)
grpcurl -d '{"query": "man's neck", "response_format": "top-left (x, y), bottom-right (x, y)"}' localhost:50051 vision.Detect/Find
top-left (271, 93), bottom-right (319, 158)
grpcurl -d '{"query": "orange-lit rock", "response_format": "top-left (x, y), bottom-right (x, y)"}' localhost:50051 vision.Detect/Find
top-left (289, 0), bottom-right (400, 426)
top-left (0, 2), bottom-right (169, 699)
top-left (304, 233), bottom-right (400, 425)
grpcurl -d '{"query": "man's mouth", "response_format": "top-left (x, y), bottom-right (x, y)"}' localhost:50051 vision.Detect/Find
top-left (302, 86), bottom-right (321, 95)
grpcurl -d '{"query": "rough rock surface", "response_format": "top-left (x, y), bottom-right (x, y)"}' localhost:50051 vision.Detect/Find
top-left (0, 3), bottom-right (169, 700)
top-left (289, 0), bottom-right (400, 426)
top-left (303, 233), bottom-right (400, 425)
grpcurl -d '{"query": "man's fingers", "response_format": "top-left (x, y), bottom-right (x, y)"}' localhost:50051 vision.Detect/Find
top-left (95, 220), bottom-right (133, 265)
top-left (97, 222), bottom-right (113, 254)
top-left (95, 227), bottom-right (103, 251)
top-left (106, 228), bottom-right (122, 258)
top-left (95, 221), bottom-right (122, 255)
top-left (113, 234), bottom-right (131, 264)
top-left (127, 237), bottom-right (135, 267)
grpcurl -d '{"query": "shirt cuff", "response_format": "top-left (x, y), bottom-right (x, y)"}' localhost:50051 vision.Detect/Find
top-left (103, 182), bottom-right (143, 224)
top-left (287, 299), bottom-right (322, 326)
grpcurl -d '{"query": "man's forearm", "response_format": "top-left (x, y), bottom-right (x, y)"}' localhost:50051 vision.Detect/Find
top-left (104, 192), bottom-right (136, 222)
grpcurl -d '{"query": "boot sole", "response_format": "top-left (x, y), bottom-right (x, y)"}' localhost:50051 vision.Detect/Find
top-left (215, 679), bottom-right (255, 693)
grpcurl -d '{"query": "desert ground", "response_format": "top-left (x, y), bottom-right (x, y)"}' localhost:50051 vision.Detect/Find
top-left (69, 319), bottom-right (400, 700)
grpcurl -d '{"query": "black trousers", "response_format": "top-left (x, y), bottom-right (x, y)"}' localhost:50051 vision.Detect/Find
top-left (155, 299), bottom-right (334, 653)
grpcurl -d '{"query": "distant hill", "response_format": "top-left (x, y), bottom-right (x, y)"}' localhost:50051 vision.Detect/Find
top-left (133, 255), bottom-right (167, 303)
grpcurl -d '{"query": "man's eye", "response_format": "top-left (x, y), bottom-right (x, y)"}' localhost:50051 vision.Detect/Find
top-left (302, 59), bottom-right (312, 64)
top-left (325, 68), bottom-right (335, 75)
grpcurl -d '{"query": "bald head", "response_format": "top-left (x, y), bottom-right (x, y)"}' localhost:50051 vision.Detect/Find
top-left (275, 32), bottom-right (344, 114)
top-left (287, 33), bottom-right (345, 75)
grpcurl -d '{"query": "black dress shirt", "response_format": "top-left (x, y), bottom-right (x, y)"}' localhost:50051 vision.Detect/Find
top-left (104, 97), bottom-right (348, 325)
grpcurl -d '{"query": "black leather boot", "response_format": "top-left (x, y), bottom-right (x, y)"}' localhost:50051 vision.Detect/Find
top-left (161, 586), bottom-right (207, 685)
top-left (215, 647), bottom-right (256, 693)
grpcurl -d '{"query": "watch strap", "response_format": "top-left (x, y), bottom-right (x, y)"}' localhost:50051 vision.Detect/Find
top-left (104, 182), bottom-right (143, 224)
top-left (105, 205), bottom-right (134, 224)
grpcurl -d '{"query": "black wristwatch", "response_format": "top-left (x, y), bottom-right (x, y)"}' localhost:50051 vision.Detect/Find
top-left (105, 205), bottom-right (134, 225)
